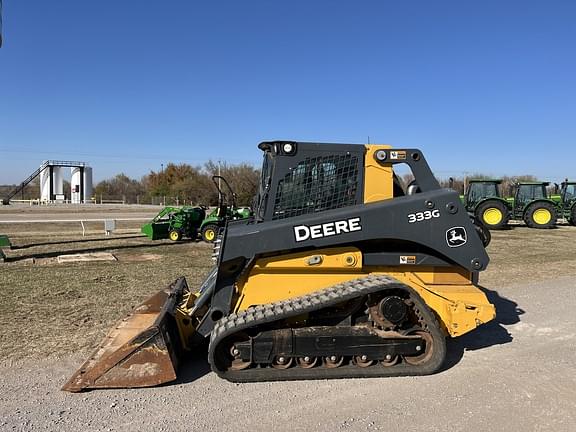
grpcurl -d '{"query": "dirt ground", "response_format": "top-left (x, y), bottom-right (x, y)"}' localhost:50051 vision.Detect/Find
top-left (1, 205), bottom-right (576, 431)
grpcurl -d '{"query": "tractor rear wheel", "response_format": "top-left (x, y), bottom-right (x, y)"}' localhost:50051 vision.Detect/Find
top-left (201, 224), bottom-right (219, 242)
top-left (524, 202), bottom-right (557, 229)
top-left (475, 200), bottom-right (509, 230)
top-left (472, 218), bottom-right (491, 247)
top-left (169, 230), bottom-right (182, 241)
top-left (570, 206), bottom-right (576, 226)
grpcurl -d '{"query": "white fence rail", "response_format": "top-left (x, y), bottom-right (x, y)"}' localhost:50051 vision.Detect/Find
top-left (0, 218), bottom-right (149, 236)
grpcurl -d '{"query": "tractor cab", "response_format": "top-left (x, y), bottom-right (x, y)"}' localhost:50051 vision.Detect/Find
top-left (513, 182), bottom-right (549, 209)
top-left (465, 180), bottom-right (503, 209)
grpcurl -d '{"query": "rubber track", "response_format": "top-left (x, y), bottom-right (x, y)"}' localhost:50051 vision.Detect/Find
top-left (208, 275), bottom-right (446, 382)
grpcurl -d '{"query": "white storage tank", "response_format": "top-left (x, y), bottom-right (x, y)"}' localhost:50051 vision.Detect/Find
top-left (83, 166), bottom-right (93, 203)
top-left (39, 163), bottom-right (50, 201)
top-left (53, 166), bottom-right (64, 196)
top-left (71, 167), bottom-right (82, 204)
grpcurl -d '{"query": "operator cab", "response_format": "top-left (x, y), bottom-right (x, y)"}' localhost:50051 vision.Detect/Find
top-left (255, 141), bottom-right (410, 222)
top-left (255, 141), bottom-right (364, 222)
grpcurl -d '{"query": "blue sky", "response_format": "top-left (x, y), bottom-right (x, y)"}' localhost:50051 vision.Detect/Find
top-left (1, 1), bottom-right (575, 184)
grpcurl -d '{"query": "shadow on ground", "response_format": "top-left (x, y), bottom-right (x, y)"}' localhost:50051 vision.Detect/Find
top-left (10, 234), bottom-right (145, 250)
top-left (173, 347), bottom-right (213, 385)
top-left (510, 224), bottom-right (560, 230)
top-left (443, 285), bottom-right (525, 370)
top-left (6, 241), bottom-right (183, 262)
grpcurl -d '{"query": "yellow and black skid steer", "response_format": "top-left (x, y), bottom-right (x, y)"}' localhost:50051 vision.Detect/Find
top-left (63, 142), bottom-right (495, 391)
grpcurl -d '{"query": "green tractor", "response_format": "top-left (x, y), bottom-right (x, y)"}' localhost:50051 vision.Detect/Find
top-left (551, 180), bottom-right (576, 225)
top-left (506, 181), bottom-right (557, 229)
top-left (199, 176), bottom-right (252, 242)
top-left (461, 179), bottom-right (511, 230)
top-left (141, 206), bottom-right (206, 241)
top-left (460, 179), bottom-right (558, 229)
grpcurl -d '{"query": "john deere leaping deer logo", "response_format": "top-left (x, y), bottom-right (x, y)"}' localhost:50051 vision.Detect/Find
top-left (446, 227), bottom-right (467, 248)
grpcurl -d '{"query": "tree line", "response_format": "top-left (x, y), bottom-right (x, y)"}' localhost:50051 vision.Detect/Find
top-left (93, 161), bottom-right (260, 206)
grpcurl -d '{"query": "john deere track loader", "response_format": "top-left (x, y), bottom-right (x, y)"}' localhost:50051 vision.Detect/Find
top-left (63, 142), bottom-right (495, 392)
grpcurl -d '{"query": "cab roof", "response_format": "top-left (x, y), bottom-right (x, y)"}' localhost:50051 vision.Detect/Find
top-left (468, 179), bottom-right (502, 184)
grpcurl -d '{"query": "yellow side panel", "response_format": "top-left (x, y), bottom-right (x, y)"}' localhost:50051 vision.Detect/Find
top-left (364, 144), bottom-right (394, 203)
top-left (234, 248), bottom-right (495, 338)
top-left (235, 247), bottom-right (363, 307)
top-left (250, 246), bottom-right (362, 270)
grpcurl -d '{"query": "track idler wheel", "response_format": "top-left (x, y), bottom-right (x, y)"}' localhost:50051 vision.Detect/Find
top-left (223, 332), bottom-right (252, 371)
top-left (272, 356), bottom-right (294, 369)
top-left (324, 355), bottom-right (345, 368)
top-left (297, 356), bottom-right (318, 368)
top-left (353, 355), bottom-right (375, 368)
top-left (230, 346), bottom-right (252, 371)
top-left (403, 329), bottom-right (433, 366)
top-left (380, 354), bottom-right (399, 367)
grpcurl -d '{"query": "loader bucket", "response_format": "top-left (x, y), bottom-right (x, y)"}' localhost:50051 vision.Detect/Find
top-left (62, 278), bottom-right (188, 392)
top-left (141, 221), bottom-right (170, 240)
